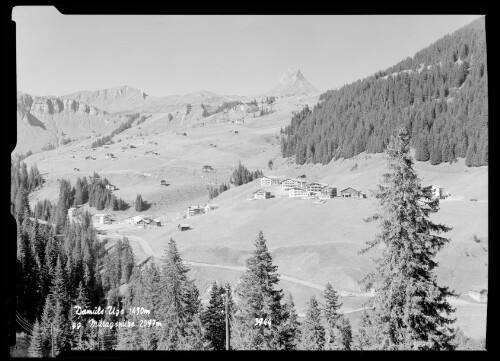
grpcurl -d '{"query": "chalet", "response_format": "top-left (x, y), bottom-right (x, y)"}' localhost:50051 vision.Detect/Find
top-left (202, 165), bottom-right (215, 173)
top-left (151, 219), bottom-right (161, 227)
top-left (74, 168), bottom-right (80, 171)
top-left (289, 188), bottom-right (310, 198)
top-left (340, 187), bottom-right (363, 198)
top-left (468, 289), bottom-right (488, 303)
top-left (260, 176), bottom-right (280, 187)
top-left (160, 180), bottom-right (168, 186)
top-left (104, 153), bottom-right (115, 159)
top-left (281, 179), bottom-right (297, 191)
top-left (92, 213), bottom-right (109, 225)
top-left (178, 224), bottom-right (190, 231)
top-left (106, 184), bottom-right (116, 191)
top-left (253, 189), bottom-right (271, 200)
top-left (305, 182), bottom-right (325, 194)
top-left (294, 179), bottom-right (308, 188)
top-left (319, 187), bottom-right (337, 199)
top-left (133, 216), bottom-right (144, 225)
top-left (430, 185), bottom-right (447, 199)
top-left (187, 205), bottom-right (205, 218)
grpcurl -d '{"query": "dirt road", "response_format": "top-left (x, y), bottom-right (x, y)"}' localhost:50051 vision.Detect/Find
top-left (100, 228), bottom-right (486, 308)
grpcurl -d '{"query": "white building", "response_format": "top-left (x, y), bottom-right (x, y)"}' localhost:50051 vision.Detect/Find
top-left (92, 213), bottom-right (109, 225)
top-left (289, 188), bottom-right (310, 198)
top-left (260, 176), bottom-right (280, 187)
top-left (282, 179), bottom-right (297, 191)
top-left (430, 185), bottom-right (447, 199)
top-left (253, 189), bottom-right (271, 199)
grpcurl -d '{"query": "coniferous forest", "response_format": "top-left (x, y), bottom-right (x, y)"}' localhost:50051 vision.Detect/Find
top-left (281, 17), bottom-right (487, 167)
top-left (13, 144), bottom-right (484, 353)
top-left (12, 16), bottom-right (488, 355)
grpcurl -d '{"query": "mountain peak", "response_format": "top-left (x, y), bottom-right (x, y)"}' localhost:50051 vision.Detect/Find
top-left (270, 69), bottom-right (317, 96)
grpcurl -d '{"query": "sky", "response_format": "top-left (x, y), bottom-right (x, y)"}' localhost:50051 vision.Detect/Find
top-left (13, 8), bottom-right (483, 97)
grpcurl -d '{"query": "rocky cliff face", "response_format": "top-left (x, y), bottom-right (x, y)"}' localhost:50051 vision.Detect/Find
top-left (14, 92), bottom-right (126, 154)
top-left (62, 85), bottom-right (153, 113)
top-left (268, 69), bottom-right (318, 96)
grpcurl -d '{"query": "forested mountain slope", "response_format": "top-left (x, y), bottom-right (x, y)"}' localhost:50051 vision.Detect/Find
top-left (281, 17), bottom-right (487, 167)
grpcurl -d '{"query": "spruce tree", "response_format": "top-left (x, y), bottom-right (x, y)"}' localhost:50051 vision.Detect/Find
top-left (201, 282), bottom-right (226, 350)
top-left (15, 186), bottom-right (30, 222)
top-left (335, 315), bottom-right (353, 350)
top-left (135, 194), bottom-right (144, 212)
top-left (29, 319), bottom-right (48, 357)
top-left (157, 238), bottom-right (197, 350)
top-left (299, 295), bottom-right (325, 350)
top-left (277, 292), bottom-right (301, 350)
top-left (322, 282), bottom-right (342, 349)
top-left (359, 127), bottom-right (456, 350)
top-left (233, 231), bottom-right (286, 350)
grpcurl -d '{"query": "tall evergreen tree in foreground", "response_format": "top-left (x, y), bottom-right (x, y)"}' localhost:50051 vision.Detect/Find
top-left (322, 282), bottom-right (343, 349)
top-left (299, 295), bottom-right (325, 350)
top-left (201, 282), bottom-right (226, 350)
top-left (278, 292), bottom-right (301, 350)
top-left (157, 238), bottom-right (203, 350)
top-left (359, 127), bottom-right (456, 350)
top-left (233, 231), bottom-right (287, 350)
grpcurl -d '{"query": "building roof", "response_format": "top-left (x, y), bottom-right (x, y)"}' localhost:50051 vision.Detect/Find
top-left (179, 224), bottom-right (190, 228)
top-left (341, 187), bottom-right (360, 192)
top-left (253, 189), bottom-right (268, 193)
top-left (93, 213), bottom-right (108, 217)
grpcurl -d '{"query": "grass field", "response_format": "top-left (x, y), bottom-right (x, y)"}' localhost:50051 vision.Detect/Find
top-left (20, 93), bottom-right (488, 340)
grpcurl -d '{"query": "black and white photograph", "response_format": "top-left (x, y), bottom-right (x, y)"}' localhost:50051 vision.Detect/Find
top-left (9, 9), bottom-right (489, 354)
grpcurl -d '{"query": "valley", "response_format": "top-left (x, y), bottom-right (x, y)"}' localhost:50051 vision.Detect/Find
top-left (19, 87), bottom-right (488, 339)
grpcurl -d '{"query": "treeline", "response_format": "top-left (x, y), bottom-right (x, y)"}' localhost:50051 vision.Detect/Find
top-left (20, 216), bottom-right (137, 355)
top-left (11, 160), bottom-right (44, 220)
top-left (12, 150), bottom-right (34, 163)
top-left (31, 172), bottom-right (128, 231)
top-left (214, 101), bottom-right (243, 114)
top-left (91, 113), bottom-right (143, 148)
top-left (18, 215), bottom-right (104, 355)
top-left (208, 183), bottom-right (230, 199)
top-left (101, 237), bottom-right (135, 293)
top-left (281, 17), bottom-right (487, 167)
top-left (230, 161), bottom-right (264, 186)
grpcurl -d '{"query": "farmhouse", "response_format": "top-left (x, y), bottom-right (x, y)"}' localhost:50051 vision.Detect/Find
top-left (136, 217), bottom-right (152, 228)
top-left (92, 213), bottom-right (109, 225)
top-left (178, 224), bottom-right (190, 231)
top-left (160, 180), bottom-right (168, 186)
top-left (187, 205), bottom-right (205, 218)
top-left (468, 289), bottom-right (488, 303)
top-left (289, 188), bottom-right (310, 198)
top-left (319, 186), bottom-right (338, 199)
top-left (151, 219), bottom-right (161, 227)
top-left (134, 216), bottom-right (161, 228)
top-left (253, 189), bottom-right (271, 200)
top-left (202, 165), bottom-right (215, 173)
top-left (340, 187), bottom-right (363, 198)
top-left (430, 185), bottom-right (447, 199)
top-left (260, 176), bottom-right (280, 187)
